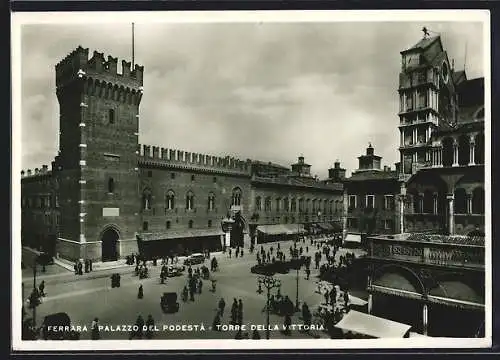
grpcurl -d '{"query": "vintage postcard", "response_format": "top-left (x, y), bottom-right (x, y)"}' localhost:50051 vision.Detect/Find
top-left (11, 10), bottom-right (491, 351)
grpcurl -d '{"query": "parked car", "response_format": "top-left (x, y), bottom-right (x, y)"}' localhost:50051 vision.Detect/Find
top-left (166, 265), bottom-right (184, 277)
top-left (161, 292), bottom-right (180, 313)
top-left (183, 253), bottom-right (205, 266)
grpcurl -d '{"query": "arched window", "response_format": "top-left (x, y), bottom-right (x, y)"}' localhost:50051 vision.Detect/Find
top-left (108, 178), bottom-right (115, 193)
top-left (423, 190), bottom-right (433, 213)
top-left (208, 220), bottom-right (212, 228)
top-left (306, 199), bottom-right (311, 213)
top-left (323, 199), bottom-right (328, 214)
top-left (186, 191), bottom-right (194, 210)
top-left (275, 198), bottom-right (281, 212)
top-left (166, 221), bottom-right (171, 229)
top-left (442, 137), bottom-right (454, 167)
top-left (188, 220), bottom-right (194, 228)
top-left (298, 198), bottom-right (304, 213)
top-left (475, 133), bottom-right (484, 165)
top-left (412, 193), bottom-right (421, 213)
top-left (232, 187), bottom-right (242, 206)
top-left (458, 135), bottom-right (470, 166)
top-left (454, 188), bottom-right (467, 214)
top-left (165, 190), bottom-right (175, 210)
top-left (472, 187), bottom-right (485, 214)
top-left (207, 192), bottom-right (215, 211)
top-left (143, 221), bottom-right (149, 231)
top-left (142, 188), bottom-right (152, 210)
top-left (109, 109), bottom-right (115, 124)
top-left (290, 198), bottom-right (296, 212)
top-left (255, 196), bottom-right (262, 211)
top-left (283, 198), bottom-right (289, 212)
top-left (333, 200), bottom-right (337, 214)
top-left (265, 197), bottom-right (272, 212)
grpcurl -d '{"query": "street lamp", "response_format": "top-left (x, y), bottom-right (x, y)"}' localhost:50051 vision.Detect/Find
top-left (257, 275), bottom-right (281, 340)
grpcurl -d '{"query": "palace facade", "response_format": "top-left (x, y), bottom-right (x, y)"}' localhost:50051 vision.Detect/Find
top-left (20, 47), bottom-right (344, 262)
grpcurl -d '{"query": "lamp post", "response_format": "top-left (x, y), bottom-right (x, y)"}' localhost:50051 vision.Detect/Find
top-left (257, 275), bottom-right (281, 340)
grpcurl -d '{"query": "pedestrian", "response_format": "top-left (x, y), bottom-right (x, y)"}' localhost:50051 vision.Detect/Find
top-left (229, 248), bottom-right (232, 258)
top-left (91, 318), bottom-right (100, 340)
top-left (135, 315), bottom-right (144, 339)
top-left (306, 246), bottom-right (309, 253)
top-left (84, 259), bottom-right (89, 273)
top-left (305, 268), bottom-right (310, 280)
top-left (324, 289), bottom-right (329, 305)
top-left (74, 261), bottom-right (78, 275)
top-left (241, 249), bottom-right (244, 257)
top-left (237, 299), bottom-right (243, 325)
top-left (213, 311), bottom-right (221, 331)
top-left (218, 297), bottom-right (226, 316)
top-left (252, 329), bottom-right (261, 339)
top-left (38, 280), bottom-right (45, 297)
top-left (283, 313), bottom-right (292, 335)
top-left (138, 284), bottom-right (144, 299)
top-left (198, 278), bottom-right (203, 294)
top-left (236, 247), bottom-right (240, 258)
top-left (78, 261), bottom-right (83, 275)
top-left (146, 314), bottom-right (154, 339)
top-left (230, 298), bottom-right (238, 325)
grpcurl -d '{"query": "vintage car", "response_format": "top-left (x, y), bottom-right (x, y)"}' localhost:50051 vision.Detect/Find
top-left (166, 265), bottom-right (184, 277)
top-left (40, 312), bottom-right (80, 340)
top-left (183, 253), bottom-right (205, 266)
top-left (161, 292), bottom-right (180, 313)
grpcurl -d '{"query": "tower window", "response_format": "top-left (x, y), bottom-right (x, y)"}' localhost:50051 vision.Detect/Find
top-left (191, 174), bottom-right (195, 181)
top-left (208, 220), bottom-right (212, 228)
top-left (147, 171), bottom-right (152, 178)
top-left (213, 177), bottom-right (217, 183)
top-left (109, 109), bottom-right (115, 124)
top-left (143, 221), bottom-right (149, 231)
top-left (171, 173), bottom-right (176, 179)
top-left (166, 221), bottom-right (171, 230)
top-left (188, 220), bottom-right (193, 229)
top-left (108, 177), bottom-right (115, 193)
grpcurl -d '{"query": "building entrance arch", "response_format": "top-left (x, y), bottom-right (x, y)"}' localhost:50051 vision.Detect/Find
top-left (101, 227), bottom-right (120, 262)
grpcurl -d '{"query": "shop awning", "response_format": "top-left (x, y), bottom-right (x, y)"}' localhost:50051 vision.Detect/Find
top-left (257, 224), bottom-right (305, 235)
top-left (344, 233), bottom-right (362, 243)
top-left (138, 229), bottom-right (224, 242)
top-left (335, 310), bottom-right (412, 338)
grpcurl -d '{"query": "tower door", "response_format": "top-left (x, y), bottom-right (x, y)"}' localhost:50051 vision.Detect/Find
top-left (101, 228), bottom-right (119, 262)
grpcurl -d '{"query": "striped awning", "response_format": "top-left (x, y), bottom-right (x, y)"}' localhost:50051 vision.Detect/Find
top-left (335, 310), bottom-right (411, 338)
top-left (138, 229), bottom-right (224, 242)
top-left (257, 224), bottom-right (305, 235)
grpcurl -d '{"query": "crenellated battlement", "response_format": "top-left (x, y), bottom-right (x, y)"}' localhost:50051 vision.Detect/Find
top-left (21, 165), bottom-right (51, 179)
top-left (55, 46), bottom-right (144, 90)
top-left (137, 144), bottom-right (252, 174)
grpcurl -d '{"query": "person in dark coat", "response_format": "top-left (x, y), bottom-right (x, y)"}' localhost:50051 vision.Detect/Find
top-left (78, 261), bottom-right (83, 275)
top-left (283, 314), bottom-right (292, 335)
top-left (135, 315), bottom-right (144, 339)
top-left (237, 299), bottom-right (243, 325)
top-left (138, 285), bottom-right (144, 299)
top-left (230, 298), bottom-right (238, 325)
top-left (305, 267), bottom-right (311, 280)
top-left (324, 289), bottom-right (329, 305)
top-left (218, 298), bottom-right (226, 317)
top-left (91, 318), bottom-right (100, 340)
top-left (38, 281), bottom-right (45, 297)
top-left (146, 315), bottom-right (155, 339)
top-left (229, 248), bottom-right (232, 258)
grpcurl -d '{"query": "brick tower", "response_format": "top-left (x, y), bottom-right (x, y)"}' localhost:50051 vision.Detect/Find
top-left (54, 46), bottom-right (143, 261)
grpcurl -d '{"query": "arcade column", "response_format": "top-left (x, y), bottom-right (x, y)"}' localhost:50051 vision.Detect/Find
top-left (422, 303), bottom-right (429, 336)
top-left (447, 194), bottom-right (455, 235)
top-left (221, 217), bottom-right (235, 249)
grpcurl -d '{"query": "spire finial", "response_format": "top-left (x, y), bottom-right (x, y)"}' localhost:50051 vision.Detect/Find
top-left (422, 26), bottom-right (430, 38)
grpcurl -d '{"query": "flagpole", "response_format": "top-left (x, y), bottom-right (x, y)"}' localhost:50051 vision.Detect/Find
top-left (132, 22), bottom-right (135, 69)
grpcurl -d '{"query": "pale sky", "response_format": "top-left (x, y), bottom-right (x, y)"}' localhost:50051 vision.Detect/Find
top-left (19, 20), bottom-right (484, 178)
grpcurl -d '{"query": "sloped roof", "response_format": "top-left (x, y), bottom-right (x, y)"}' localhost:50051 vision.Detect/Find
top-left (401, 35), bottom-right (440, 54)
top-left (250, 159), bottom-right (289, 170)
top-left (345, 170), bottom-right (399, 182)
